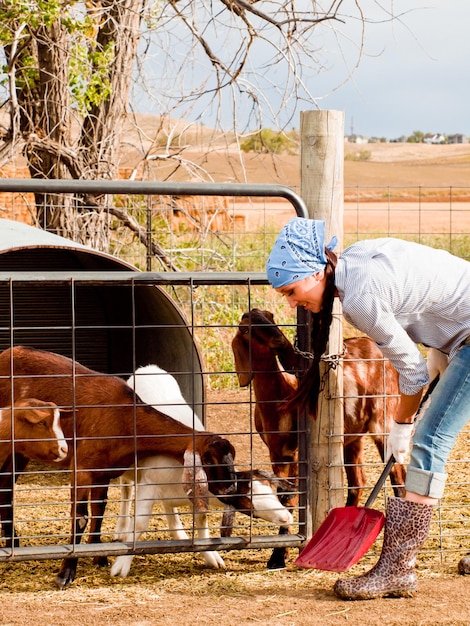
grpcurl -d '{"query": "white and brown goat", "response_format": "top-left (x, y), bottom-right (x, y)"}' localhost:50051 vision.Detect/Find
top-left (0, 346), bottom-right (236, 589)
top-left (111, 365), bottom-right (293, 577)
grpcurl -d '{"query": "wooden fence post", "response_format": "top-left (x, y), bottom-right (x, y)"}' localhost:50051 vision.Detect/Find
top-left (300, 110), bottom-right (345, 536)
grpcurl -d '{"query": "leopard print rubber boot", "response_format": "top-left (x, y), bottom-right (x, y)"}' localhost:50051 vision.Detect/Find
top-left (458, 555), bottom-right (470, 575)
top-left (333, 497), bottom-right (434, 601)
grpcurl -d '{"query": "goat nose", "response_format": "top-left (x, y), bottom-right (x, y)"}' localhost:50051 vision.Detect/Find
top-left (56, 442), bottom-right (68, 460)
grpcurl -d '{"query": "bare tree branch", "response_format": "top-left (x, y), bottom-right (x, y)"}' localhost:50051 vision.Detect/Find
top-left (0, 0), bottom-right (408, 259)
top-left (108, 204), bottom-right (180, 271)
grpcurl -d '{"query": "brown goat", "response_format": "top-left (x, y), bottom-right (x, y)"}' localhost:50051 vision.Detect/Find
top-left (0, 398), bottom-right (68, 466)
top-left (232, 309), bottom-right (406, 567)
top-left (0, 346), bottom-right (236, 589)
top-left (232, 309), bottom-right (300, 569)
top-left (232, 316), bottom-right (299, 493)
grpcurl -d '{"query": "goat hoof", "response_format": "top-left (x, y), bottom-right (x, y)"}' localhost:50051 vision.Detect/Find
top-left (458, 555), bottom-right (470, 575)
top-left (93, 555), bottom-right (109, 567)
top-left (267, 548), bottom-right (287, 570)
top-left (55, 572), bottom-right (73, 590)
top-left (55, 558), bottom-right (78, 589)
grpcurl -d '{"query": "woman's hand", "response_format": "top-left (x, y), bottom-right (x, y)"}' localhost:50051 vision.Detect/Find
top-left (386, 390), bottom-right (424, 463)
top-left (386, 421), bottom-right (415, 464)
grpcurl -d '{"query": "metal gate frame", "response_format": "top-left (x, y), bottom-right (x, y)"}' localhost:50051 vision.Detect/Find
top-left (0, 179), bottom-right (311, 563)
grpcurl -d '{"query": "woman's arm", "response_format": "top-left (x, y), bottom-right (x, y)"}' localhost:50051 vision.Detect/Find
top-left (395, 390), bottom-right (424, 424)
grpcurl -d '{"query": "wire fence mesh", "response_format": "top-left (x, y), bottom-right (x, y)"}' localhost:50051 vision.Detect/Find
top-left (0, 181), bottom-right (468, 574)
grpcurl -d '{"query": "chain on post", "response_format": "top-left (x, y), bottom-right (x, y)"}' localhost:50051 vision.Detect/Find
top-left (293, 335), bottom-right (346, 391)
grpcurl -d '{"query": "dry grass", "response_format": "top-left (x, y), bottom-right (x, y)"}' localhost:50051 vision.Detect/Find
top-left (0, 387), bottom-right (468, 626)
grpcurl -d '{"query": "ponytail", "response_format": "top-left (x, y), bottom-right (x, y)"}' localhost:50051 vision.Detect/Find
top-left (282, 248), bottom-right (337, 417)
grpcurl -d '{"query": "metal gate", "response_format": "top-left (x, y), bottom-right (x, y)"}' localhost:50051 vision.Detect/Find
top-left (0, 180), bottom-right (310, 568)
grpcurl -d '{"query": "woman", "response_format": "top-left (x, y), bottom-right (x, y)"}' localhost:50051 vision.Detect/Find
top-left (266, 217), bottom-right (470, 600)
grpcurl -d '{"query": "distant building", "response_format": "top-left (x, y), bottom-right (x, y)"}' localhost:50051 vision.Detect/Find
top-left (345, 134), bottom-right (369, 144)
top-left (448, 134), bottom-right (467, 144)
top-left (424, 134), bottom-right (446, 144)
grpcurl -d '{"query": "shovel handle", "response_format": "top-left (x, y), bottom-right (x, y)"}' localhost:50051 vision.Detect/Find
top-left (364, 455), bottom-right (396, 508)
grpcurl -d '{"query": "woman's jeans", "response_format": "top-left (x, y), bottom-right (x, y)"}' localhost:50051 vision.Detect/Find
top-left (407, 343), bottom-right (470, 499)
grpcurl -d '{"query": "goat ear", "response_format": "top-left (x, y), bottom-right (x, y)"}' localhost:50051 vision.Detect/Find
top-left (255, 469), bottom-right (277, 482)
top-left (231, 333), bottom-right (253, 387)
top-left (59, 408), bottom-right (75, 419)
top-left (257, 469), bottom-right (294, 492)
top-left (182, 450), bottom-right (210, 512)
top-left (17, 408), bottom-right (44, 425)
top-left (274, 476), bottom-right (296, 492)
top-left (262, 310), bottom-right (275, 323)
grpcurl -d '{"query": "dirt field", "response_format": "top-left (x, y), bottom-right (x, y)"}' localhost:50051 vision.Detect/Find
top-left (181, 140), bottom-right (470, 191)
top-left (1, 143), bottom-right (469, 625)
top-left (175, 140), bottom-right (470, 237)
top-left (0, 569), bottom-right (467, 626)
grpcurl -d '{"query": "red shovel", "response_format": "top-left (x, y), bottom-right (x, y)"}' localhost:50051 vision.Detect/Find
top-left (295, 375), bottom-right (439, 572)
top-left (294, 455), bottom-right (396, 572)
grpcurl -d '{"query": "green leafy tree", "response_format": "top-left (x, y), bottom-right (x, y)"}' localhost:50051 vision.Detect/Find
top-left (0, 0), bottom-right (142, 247)
top-left (407, 131), bottom-right (425, 144)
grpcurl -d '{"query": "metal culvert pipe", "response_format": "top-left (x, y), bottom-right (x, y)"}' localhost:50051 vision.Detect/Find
top-left (0, 219), bottom-right (205, 420)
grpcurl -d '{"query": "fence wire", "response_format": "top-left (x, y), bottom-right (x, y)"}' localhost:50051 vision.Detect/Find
top-left (0, 182), bottom-right (468, 574)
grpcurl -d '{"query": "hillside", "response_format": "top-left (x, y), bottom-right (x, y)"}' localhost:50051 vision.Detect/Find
top-left (5, 110), bottom-right (470, 194)
top-left (184, 142), bottom-right (470, 189)
top-left (113, 114), bottom-right (470, 192)
top-left (120, 137), bottom-right (470, 196)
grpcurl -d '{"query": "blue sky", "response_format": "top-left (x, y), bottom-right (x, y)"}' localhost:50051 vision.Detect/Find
top-left (136, 1), bottom-right (470, 140)
top-left (312, 1), bottom-right (470, 139)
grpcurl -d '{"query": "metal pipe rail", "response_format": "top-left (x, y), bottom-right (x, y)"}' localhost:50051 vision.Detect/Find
top-left (0, 535), bottom-right (306, 563)
top-left (0, 178), bottom-right (309, 219)
top-left (0, 271), bottom-right (269, 285)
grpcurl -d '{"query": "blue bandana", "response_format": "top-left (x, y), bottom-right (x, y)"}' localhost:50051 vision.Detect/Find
top-left (266, 218), bottom-right (338, 288)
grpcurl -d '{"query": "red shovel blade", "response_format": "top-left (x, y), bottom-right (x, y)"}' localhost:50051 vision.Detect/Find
top-left (295, 456), bottom-right (397, 572)
top-left (294, 506), bottom-right (385, 572)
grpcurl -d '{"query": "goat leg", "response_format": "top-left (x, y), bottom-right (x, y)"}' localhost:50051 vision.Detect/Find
top-left (268, 475), bottom-right (296, 570)
top-left (373, 438), bottom-right (407, 499)
top-left (55, 486), bottom-right (90, 589)
top-left (389, 464), bottom-right (406, 498)
top-left (267, 525), bottom-right (290, 570)
top-left (343, 440), bottom-right (366, 507)
top-left (264, 458), bottom-right (298, 570)
top-left (220, 505), bottom-right (236, 538)
top-left (88, 482), bottom-right (110, 567)
top-left (0, 453), bottom-right (29, 547)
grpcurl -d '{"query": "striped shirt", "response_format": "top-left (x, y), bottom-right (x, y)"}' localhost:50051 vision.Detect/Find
top-left (334, 238), bottom-right (470, 395)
